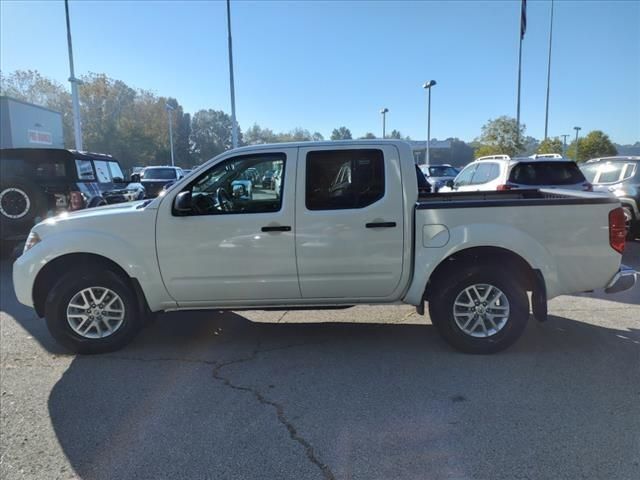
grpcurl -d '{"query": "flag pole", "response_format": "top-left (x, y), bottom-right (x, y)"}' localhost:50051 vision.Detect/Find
top-left (544, 0), bottom-right (555, 140)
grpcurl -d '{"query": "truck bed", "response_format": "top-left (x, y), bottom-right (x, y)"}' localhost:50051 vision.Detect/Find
top-left (417, 189), bottom-right (619, 209)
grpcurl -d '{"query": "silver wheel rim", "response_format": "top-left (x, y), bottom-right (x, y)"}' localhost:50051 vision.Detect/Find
top-left (453, 283), bottom-right (510, 338)
top-left (0, 188), bottom-right (31, 219)
top-left (66, 287), bottom-right (125, 339)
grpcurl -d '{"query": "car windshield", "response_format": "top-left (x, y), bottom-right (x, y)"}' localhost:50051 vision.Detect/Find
top-left (142, 168), bottom-right (176, 180)
top-left (509, 161), bottom-right (586, 185)
top-left (428, 166), bottom-right (458, 177)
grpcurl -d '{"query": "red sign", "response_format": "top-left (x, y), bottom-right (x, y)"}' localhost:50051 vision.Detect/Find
top-left (27, 129), bottom-right (53, 145)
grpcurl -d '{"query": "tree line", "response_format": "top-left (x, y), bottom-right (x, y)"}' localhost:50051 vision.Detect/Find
top-left (1, 70), bottom-right (629, 173)
top-left (472, 115), bottom-right (619, 161)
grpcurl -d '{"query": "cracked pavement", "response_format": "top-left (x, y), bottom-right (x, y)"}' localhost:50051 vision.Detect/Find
top-left (1, 242), bottom-right (639, 480)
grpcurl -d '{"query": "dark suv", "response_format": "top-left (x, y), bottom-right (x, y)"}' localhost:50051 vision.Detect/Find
top-left (580, 156), bottom-right (640, 239)
top-left (0, 148), bottom-right (144, 253)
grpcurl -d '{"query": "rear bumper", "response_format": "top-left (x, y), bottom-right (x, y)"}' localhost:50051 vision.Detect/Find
top-left (605, 265), bottom-right (638, 294)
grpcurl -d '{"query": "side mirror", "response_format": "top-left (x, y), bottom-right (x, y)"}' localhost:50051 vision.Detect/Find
top-left (113, 176), bottom-right (126, 184)
top-left (174, 191), bottom-right (192, 213)
top-left (131, 173), bottom-right (141, 183)
top-left (232, 184), bottom-right (246, 199)
top-left (445, 180), bottom-right (455, 189)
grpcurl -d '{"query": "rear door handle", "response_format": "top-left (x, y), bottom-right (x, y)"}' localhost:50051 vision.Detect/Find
top-left (365, 222), bottom-right (397, 228)
top-left (261, 225), bottom-right (291, 232)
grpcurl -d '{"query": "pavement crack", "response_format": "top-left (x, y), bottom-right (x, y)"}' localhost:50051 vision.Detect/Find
top-left (212, 338), bottom-right (335, 480)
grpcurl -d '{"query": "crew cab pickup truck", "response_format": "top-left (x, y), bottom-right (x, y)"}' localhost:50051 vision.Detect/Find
top-left (13, 140), bottom-right (637, 354)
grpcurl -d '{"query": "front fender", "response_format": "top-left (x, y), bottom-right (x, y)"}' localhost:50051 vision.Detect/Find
top-left (16, 230), bottom-right (175, 311)
top-left (403, 223), bottom-right (558, 305)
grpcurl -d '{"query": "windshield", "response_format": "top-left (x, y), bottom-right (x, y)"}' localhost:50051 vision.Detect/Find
top-left (428, 166), bottom-right (458, 177)
top-left (142, 168), bottom-right (177, 180)
top-left (508, 161), bottom-right (586, 185)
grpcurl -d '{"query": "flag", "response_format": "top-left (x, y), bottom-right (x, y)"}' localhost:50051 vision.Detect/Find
top-left (520, 0), bottom-right (527, 39)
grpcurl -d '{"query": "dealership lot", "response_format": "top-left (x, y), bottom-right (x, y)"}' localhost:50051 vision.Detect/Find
top-left (1, 243), bottom-right (638, 480)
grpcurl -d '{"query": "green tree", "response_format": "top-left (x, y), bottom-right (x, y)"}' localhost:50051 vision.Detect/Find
top-left (311, 132), bottom-right (324, 142)
top-left (190, 109), bottom-right (241, 163)
top-left (360, 132), bottom-right (376, 139)
top-left (566, 130), bottom-right (617, 162)
top-left (388, 129), bottom-right (402, 139)
top-left (244, 123), bottom-right (278, 144)
top-left (330, 126), bottom-right (352, 140)
top-left (474, 116), bottom-right (525, 158)
top-left (537, 137), bottom-right (564, 155)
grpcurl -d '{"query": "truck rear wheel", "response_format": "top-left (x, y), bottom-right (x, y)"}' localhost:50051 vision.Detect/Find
top-left (44, 269), bottom-right (143, 354)
top-left (428, 265), bottom-right (529, 354)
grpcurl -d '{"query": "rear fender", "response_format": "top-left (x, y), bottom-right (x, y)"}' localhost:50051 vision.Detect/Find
top-left (404, 223), bottom-right (557, 305)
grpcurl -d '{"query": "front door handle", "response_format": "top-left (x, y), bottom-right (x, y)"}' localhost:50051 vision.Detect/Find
top-left (261, 225), bottom-right (291, 232)
top-left (365, 222), bottom-right (397, 228)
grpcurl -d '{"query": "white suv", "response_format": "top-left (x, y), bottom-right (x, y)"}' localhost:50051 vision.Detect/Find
top-left (441, 154), bottom-right (592, 192)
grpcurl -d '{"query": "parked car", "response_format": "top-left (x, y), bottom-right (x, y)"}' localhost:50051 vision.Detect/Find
top-left (419, 164), bottom-right (459, 192)
top-left (0, 148), bottom-right (142, 254)
top-left (13, 140), bottom-right (636, 355)
top-left (138, 166), bottom-right (184, 198)
top-left (580, 156), bottom-right (640, 238)
top-left (261, 170), bottom-right (274, 188)
top-left (272, 169), bottom-right (283, 198)
top-left (440, 155), bottom-right (591, 192)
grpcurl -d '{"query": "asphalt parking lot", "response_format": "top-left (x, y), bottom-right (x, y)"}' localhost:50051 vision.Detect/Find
top-left (1, 243), bottom-right (639, 480)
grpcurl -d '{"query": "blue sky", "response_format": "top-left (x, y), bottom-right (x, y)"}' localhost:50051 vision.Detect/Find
top-left (1, 0), bottom-right (639, 144)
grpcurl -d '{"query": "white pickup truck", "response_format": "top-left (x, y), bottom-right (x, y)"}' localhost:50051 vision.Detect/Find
top-left (13, 140), bottom-right (637, 354)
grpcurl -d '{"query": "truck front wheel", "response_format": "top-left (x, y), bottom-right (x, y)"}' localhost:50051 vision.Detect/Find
top-left (428, 266), bottom-right (529, 354)
top-left (44, 269), bottom-right (143, 354)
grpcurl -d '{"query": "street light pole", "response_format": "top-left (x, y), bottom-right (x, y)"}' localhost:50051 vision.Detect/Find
top-left (560, 134), bottom-right (569, 157)
top-left (573, 126), bottom-right (581, 162)
top-left (226, 0), bottom-right (238, 149)
top-left (64, 0), bottom-right (83, 150)
top-left (165, 104), bottom-right (175, 166)
top-left (543, 0), bottom-right (554, 140)
top-left (380, 108), bottom-right (388, 138)
top-left (423, 80), bottom-right (436, 165)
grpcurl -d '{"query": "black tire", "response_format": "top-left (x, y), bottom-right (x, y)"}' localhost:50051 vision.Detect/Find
top-left (87, 197), bottom-right (108, 208)
top-left (428, 265), bottom-right (529, 354)
top-left (0, 177), bottom-right (47, 227)
top-left (44, 269), bottom-right (143, 354)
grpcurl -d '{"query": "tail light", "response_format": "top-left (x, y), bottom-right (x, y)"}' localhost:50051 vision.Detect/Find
top-left (496, 184), bottom-right (514, 191)
top-left (582, 182), bottom-right (593, 192)
top-left (609, 207), bottom-right (626, 254)
top-left (69, 191), bottom-right (86, 211)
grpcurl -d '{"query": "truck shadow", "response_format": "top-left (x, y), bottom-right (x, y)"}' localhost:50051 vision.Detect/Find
top-left (45, 310), bottom-right (640, 480)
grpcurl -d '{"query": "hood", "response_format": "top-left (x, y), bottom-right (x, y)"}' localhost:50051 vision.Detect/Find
top-left (34, 200), bottom-right (149, 231)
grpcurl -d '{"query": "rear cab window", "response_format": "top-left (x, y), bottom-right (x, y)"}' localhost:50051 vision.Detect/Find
top-left (305, 149), bottom-right (384, 210)
top-left (509, 161), bottom-right (586, 185)
top-left (142, 168), bottom-right (178, 180)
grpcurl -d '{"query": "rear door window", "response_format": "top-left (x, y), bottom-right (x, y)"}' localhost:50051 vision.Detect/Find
top-left (75, 159), bottom-right (95, 181)
top-left (509, 161), bottom-right (586, 185)
top-left (306, 149), bottom-right (384, 210)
